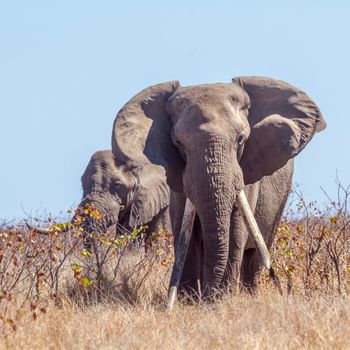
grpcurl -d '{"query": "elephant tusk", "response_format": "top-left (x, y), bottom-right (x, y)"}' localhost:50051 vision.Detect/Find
top-left (25, 222), bottom-right (50, 235)
top-left (237, 190), bottom-right (270, 269)
top-left (237, 190), bottom-right (282, 294)
top-left (167, 198), bottom-right (196, 310)
top-left (26, 222), bottom-right (71, 235)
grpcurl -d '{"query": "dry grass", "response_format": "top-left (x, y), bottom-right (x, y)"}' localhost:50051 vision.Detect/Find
top-left (2, 287), bottom-right (350, 349)
top-left (2, 188), bottom-right (350, 349)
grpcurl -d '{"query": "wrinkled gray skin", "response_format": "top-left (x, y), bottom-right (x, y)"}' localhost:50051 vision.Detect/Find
top-left (112, 76), bottom-right (326, 297)
top-left (76, 150), bottom-right (170, 244)
top-left (170, 162), bottom-right (293, 294)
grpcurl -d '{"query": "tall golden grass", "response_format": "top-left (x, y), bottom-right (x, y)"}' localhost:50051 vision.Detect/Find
top-left (1, 188), bottom-right (350, 349)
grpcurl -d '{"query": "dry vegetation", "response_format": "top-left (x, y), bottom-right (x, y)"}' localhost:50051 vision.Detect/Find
top-left (1, 186), bottom-right (350, 349)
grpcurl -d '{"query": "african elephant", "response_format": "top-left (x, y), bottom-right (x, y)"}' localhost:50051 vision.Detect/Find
top-left (31, 150), bottom-right (171, 244)
top-left (111, 77), bottom-right (326, 302)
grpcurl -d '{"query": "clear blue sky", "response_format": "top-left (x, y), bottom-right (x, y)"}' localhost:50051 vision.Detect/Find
top-left (1, 1), bottom-right (349, 221)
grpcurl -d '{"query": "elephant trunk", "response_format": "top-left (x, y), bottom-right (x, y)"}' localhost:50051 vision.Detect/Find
top-left (78, 195), bottom-right (120, 235)
top-left (71, 195), bottom-right (120, 251)
top-left (185, 139), bottom-right (244, 296)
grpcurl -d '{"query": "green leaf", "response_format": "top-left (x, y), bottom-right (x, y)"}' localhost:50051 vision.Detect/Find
top-left (80, 276), bottom-right (92, 286)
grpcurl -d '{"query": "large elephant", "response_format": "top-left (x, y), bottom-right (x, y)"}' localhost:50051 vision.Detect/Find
top-left (111, 76), bottom-right (326, 301)
top-left (31, 150), bottom-right (171, 243)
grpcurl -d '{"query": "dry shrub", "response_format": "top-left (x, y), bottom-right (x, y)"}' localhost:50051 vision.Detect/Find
top-left (1, 184), bottom-right (350, 349)
top-left (271, 183), bottom-right (350, 295)
top-left (0, 207), bottom-right (173, 336)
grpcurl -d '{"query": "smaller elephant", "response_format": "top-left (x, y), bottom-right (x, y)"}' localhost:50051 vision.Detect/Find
top-left (31, 150), bottom-right (171, 245)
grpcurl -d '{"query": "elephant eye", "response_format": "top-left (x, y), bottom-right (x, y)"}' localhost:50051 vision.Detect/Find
top-left (113, 182), bottom-right (123, 193)
top-left (236, 133), bottom-right (246, 147)
top-left (240, 103), bottom-right (250, 114)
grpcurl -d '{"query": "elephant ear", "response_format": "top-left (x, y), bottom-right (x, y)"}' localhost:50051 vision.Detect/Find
top-left (112, 81), bottom-right (180, 168)
top-left (129, 164), bottom-right (170, 227)
top-left (232, 76), bottom-right (326, 185)
top-left (112, 81), bottom-right (183, 226)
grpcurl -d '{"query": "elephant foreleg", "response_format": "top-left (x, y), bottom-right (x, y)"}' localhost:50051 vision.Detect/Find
top-left (241, 164), bottom-right (292, 290)
top-left (240, 248), bottom-right (263, 291)
top-left (225, 209), bottom-right (249, 292)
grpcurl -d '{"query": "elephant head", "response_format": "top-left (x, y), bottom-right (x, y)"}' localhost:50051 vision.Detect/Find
top-left (112, 77), bottom-right (326, 298)
top-left (30, 150), bottom-right (170, 242)
top-left (79, 150), bottom-right (169, 234)
top-left (77, 150), bottom-right (131, 235)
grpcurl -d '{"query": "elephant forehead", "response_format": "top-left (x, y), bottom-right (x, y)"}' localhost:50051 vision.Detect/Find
top-left (173, 83), bottom-right (249, 107)
top-left (84, 151), bottom-right (130, 188)
top-left (91, 149), bottom-right (114, 161)
top-left (170, 84), bottom-right (251, 138)
top-left (90, 155), bottom-right (119, 175)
